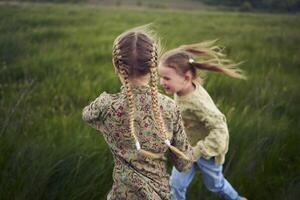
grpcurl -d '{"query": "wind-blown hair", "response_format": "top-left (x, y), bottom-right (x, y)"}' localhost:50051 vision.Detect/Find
top-left (159, 40), bottom-right (247, 82)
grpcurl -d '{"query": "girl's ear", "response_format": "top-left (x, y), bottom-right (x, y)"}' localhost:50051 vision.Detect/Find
top-left (184, 71), bottom-right (193, 82)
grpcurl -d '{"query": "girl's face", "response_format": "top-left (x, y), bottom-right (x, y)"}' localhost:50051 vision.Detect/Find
top-left (158, 64), bottom-right (187, 95)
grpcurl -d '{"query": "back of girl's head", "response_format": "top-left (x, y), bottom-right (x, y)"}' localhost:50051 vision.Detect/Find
top-left (112, 25), bottom-right (160, 78)
top-left (111, 25), bottom-right (190, 161)
top-left (159, 40), bottom-right (246, 80)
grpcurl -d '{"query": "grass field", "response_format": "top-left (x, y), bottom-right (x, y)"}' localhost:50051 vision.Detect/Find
top-left (0, 3), bottom-right (300, 200)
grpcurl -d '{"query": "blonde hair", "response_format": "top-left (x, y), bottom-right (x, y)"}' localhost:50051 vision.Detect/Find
top-left (160, 39), bottom-right (247, 81)
top-left (112, 25), bottom-right (189, 160)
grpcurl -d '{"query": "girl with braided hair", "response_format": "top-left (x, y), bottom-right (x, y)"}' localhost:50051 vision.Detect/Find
top-left (82, 25), bottom-right (193, 200)
top-left (158, 40), bottom-right (247, 200)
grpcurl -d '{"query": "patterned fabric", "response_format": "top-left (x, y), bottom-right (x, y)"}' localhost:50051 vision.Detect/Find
top-left (174, 82), bottom-right (229, 165)
top-left (82, 85), bottom-right (193, 200)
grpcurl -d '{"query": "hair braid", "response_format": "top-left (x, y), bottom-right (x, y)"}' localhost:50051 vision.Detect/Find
top-left (114, 43), bottom-right (138, 148)
top-left (115, 45), bottom-right (163, 159)
top-left (122, 72), bottom-right (138, 141)
top-left (149, 45), bottom-right (190, 160)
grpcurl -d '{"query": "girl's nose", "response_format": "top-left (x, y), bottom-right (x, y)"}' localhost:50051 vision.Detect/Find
top-left (159, 78), bottom-right (164, 86)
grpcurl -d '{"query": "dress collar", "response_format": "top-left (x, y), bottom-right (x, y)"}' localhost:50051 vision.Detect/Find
top-left (121, 85), bottom-right (151, 94)
top-left (174, 81), bottom-right (199, 102)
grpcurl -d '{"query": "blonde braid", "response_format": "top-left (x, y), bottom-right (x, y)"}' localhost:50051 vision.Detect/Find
top-left (115, 43), bottom-right (163, 159)
top-left (149, 45), bottom-right (190, 160)
top-left (120, 69), bottom-right (139, 146)
top-left (113, 43), bottom-right (139, 148)
top-left (149, 45), bottom-right (166, 139)
top-left (123, 69), bottom-right (163, 159)
top-left (150, 67), bottom-right (165, 136)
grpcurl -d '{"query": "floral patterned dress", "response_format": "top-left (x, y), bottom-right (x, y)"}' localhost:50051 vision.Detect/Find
top-left (82, 85), bottom-right (193, 200)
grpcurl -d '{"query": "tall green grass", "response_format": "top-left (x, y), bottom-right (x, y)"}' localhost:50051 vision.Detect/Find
top-left (1, 3), bottom-right (299, 200)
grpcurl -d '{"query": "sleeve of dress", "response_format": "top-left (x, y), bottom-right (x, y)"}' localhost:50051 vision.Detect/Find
top-left (82, 92), bottom-right (110, 130)
top-left (170, 106), bottom-right (194, 172)
top-left (192, 104), bottom-right (229, 159)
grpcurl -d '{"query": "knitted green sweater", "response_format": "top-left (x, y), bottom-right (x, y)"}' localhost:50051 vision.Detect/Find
top-left (174, 82), bottom-right (229, 165)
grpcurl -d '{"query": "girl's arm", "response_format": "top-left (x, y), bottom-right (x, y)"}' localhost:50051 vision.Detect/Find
top-left (171, 107), bottom-right (194, 172)
top-left (82, 92), bottom-right (109, 129)
top-left (193, 109), bottom-right (229, 160)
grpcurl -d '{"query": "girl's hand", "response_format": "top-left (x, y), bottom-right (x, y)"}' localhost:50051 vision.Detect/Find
top-left (192, 145), bottom-right (201, 161)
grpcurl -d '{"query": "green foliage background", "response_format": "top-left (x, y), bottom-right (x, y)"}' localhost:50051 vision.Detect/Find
top-left (0, 3), bottom-right (300, 200)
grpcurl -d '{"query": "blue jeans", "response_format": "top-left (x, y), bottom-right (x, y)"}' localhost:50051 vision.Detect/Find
top-left (170, 157), bottom-right (240, 200)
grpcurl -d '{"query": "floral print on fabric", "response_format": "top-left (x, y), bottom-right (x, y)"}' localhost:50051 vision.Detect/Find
top-left (82, 85), bottom-right (193, 200)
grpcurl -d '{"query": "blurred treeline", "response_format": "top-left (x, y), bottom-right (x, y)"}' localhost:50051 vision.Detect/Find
top-left (3, 0), bottom-right (300, 12)
top-left (197, 0), bottom-right (300, 12)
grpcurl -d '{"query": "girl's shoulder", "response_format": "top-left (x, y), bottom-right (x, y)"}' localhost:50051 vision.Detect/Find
top-left (158, 93), bottom-right (176, 104)
top-left (93, 91), bottom-right (122, 106)
top-left (98, 90), bottom-right (124, 99)
top-left (97, 91), bottom-right (111, 100)
top-left (158, 93), bottom-right (178, 111)
top-left (91, 92), bottom-right (112, 107)
top-left (176, 86), bottom-right (224, 116)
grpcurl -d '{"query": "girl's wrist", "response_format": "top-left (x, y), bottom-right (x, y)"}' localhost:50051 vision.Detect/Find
top-left (192, 145), bottom-right (201, 161)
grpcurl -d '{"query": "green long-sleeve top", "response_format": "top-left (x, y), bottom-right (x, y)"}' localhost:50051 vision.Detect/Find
top-left (174, 82), bottom-right (229, 165)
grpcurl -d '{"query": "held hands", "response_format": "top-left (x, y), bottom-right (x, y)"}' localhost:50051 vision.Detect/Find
top-left (192, 145), bottom-right (202, 162)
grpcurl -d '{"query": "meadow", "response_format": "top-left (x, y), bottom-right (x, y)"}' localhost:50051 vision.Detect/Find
top-left (0, 3), bottom-right (299, 200)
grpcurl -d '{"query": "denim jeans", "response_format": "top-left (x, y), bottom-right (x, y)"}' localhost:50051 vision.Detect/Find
top-left (170, 157), bottom-right (240, 200)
